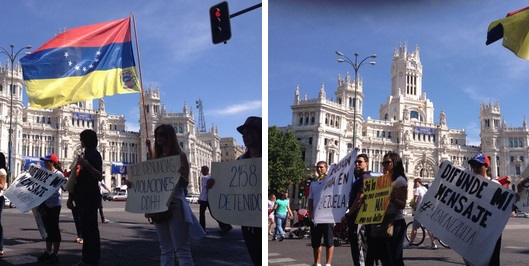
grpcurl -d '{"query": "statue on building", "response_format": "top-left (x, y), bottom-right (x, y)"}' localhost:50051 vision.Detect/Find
top-left (62, 115), bottom-right (70, 129)
top-left (440, 110), bottom-right (446, 126)
top-left (403, 106), bottom-right (409, 121)
top-left (99, 98), bottom-right (105, 112)
top-left (404, 130), bottom-right (410, 144)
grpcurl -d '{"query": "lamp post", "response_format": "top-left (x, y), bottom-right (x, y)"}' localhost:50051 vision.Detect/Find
top-left (336, 51), bottom-right (376, 149)
top-left (0, 44), bottom-right (31, 185)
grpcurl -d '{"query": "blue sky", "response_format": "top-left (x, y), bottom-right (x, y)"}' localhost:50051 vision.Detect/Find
top-left (2, 1), bottom-right (262, 145)
top-left (269, 0), bottom-right (529, 146)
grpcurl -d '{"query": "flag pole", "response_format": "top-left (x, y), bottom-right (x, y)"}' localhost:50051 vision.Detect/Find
top-left (130, 13), bottom-right (150, 143)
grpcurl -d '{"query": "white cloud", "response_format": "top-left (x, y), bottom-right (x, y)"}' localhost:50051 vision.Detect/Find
top-left (208, 100), bottom-right (262, 116)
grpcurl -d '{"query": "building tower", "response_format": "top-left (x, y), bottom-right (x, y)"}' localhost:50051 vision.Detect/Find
top-left (139, 85), bottom-right (162, 160)
top-left (380, 43), bottom-right (433, 123)
top-left (480, 99), bottom-right (502, 176)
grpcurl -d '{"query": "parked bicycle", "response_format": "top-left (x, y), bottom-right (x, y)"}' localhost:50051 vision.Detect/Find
top-left (405, 221), bottom-right (449, 248)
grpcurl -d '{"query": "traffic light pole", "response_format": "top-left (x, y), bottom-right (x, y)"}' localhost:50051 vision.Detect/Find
top-left (229, 3), bottom-right (262, 19)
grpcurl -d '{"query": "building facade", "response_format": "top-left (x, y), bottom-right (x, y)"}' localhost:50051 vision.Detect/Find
top-left (287, 43), bottom-right (526, 202)
top-left (1, 62), bottom-right (242, 195)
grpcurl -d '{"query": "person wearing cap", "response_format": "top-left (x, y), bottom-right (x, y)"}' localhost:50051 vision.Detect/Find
top-left (37, 153), bottom-right (65, 264)
top-left (237, 116), bottom-right (262, 265)
top-left (467, 153), bottom-right (501, 266)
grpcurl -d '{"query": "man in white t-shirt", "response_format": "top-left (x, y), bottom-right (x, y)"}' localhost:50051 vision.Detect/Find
top-left (404, 178), bottom-right (437, 249)
top-left (308, 161), bottom-right (334, 266)
top-left (198, 166), bottom-right (232, 233)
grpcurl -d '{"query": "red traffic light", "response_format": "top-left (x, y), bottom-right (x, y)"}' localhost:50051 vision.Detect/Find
top-left (215, 9), bottom-right (221, 18)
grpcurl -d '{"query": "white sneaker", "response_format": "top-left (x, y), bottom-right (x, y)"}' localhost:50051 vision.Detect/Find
top-left (312, 264), bottom-right (321, 266)
top-left (430, 243), bottom-right (438, 250)
top-left (325, 264), bottom-right (332, 266)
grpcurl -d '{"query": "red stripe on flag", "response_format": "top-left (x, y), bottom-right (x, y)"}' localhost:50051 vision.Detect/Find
top-left (507, 6), bottom-right (529, 17)
top-left (33, 18), bottom-right (131, 52)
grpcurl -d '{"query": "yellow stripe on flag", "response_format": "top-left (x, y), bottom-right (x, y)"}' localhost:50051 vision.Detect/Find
top-left (25, 67), bottom-right (140, 109)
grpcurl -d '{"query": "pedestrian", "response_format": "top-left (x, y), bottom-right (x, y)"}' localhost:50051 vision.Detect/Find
top-left (98, 181), bottom-right (110, 223)
top-left (341, 154), bottom-right (369, 266)
top-left (404, 178), bottom-right (437, 249)
top-left (147, 124), bottom-right (204, 266)
top-left (308, 161), bottom-right (334, 266)
top-left (67, 129), bottom-right (103, 266)
top-left (383, 152), bottom-right (408, 266)
top-left (272, 191), bottom-right (293, 241)
top-left (197, 165), bottom-right (232, 233)
top-left (37, 153), bottom-right (65, 264)
top-left (0, 152), bottom-right (6, 257)
top-left (65, 166), bottom-right (83, 244)
top-left (268, 193), bottom-right (276, 235)
top-left (466, 153), bottom-right (502, 266)
top-left (235, 116), bottom-right (262, 265)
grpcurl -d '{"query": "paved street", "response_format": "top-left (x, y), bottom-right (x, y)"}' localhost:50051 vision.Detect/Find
top-left (0, 197), bottom-right (252, 266)
top-left (268, 215), bottom-right (529, 266)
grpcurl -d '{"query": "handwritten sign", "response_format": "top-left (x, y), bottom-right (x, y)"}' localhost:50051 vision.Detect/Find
top-left (209, 158), bottom-right (261, 227)
top-left (514, 166), bottom-right (529, 212)
top-left (355, 173), bottom-right (391, 225)
top-left (415, 161), bottom-right (515, 266)
top-left (125, 155), bottom-right (181, 214)
top-left (313, 150), bottom-right (356, 224)
top-left (5, 164), bottom-right (66, 213)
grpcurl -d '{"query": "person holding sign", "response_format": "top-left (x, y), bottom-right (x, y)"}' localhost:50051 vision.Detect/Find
top-left (197, 165), bottom-right (231, 233)
top-left (466, 153), bottom-right (502, 266)
top-left (148, 124), bottom-right (203, 266)
top-left (68, 129), bottom-right (103, 266)
top-left (0, 153), bottom-right (6, 257)
top-left (36, 154), bottom-right (64, 264)
top-left (236, 116), bottom-right (262, 265)
top-left (342, 154), bottom-right (369, 266)
top-left (367, 152), bottom-right (407, 266)
top-left (308, 161), bottom-right (334, 266)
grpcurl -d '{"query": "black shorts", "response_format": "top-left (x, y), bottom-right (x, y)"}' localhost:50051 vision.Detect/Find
top-left (310, 223), bottom-right (334, 248)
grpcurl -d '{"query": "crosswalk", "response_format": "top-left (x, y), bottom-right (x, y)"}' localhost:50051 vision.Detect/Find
top-left (268, 252), bottom-right (310, 266)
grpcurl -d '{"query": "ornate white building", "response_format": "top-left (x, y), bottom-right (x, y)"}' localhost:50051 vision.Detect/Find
top-left (0, 62), bottom-right (242, 194)
top-left (287, 43), bottom-right (527, 201)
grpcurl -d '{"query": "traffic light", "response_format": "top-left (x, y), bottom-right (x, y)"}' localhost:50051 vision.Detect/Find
top-left (209, 1), bottom-right (232, 44)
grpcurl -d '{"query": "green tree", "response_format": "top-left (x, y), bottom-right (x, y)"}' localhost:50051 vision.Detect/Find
top-left (268, 126), bottom-right (306, 195)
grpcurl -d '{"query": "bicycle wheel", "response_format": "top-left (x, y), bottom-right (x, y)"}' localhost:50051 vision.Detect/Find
top-left (438, 238), bottom-right (450, 248)
top-left (405, 221), bottom-right (425, 245)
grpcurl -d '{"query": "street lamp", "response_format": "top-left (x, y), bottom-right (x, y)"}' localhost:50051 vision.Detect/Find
top-left (336, 51), bottom-right (376, 149)
top-left (0, 44), bottom-right (31, 185)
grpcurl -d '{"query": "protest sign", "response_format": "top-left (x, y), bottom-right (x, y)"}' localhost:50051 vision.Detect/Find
top-left (209, 158), bottom-right (261, 227)
top-left (515, 166), bottom-right (529, 212)
top-left (4, 164), bottom-right (66, 213)
top-left (355, 172), bottom-right (392, 225)
top-left (125, 155), bottom-right (181, 214)
top-left (415, 161), bottom-right (515, 266)
top-left (313, 150), bottom-right (356, 224)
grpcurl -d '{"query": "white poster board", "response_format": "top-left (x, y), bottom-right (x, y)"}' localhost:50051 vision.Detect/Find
top-left (514, 166), bottom-right (529, 212)
top-left (313, 150), bottom-right (356, 224)
top-left (4, 164), bottom-right (66, 213)
top-left (415, 161), bottom-right (515, 266)
top-left (125, 155), bottom-right (181, 214)
top-left (209, 158), bottom-right (261, 227)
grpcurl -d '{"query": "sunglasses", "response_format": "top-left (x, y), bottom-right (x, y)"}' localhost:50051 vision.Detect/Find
top-left (355, 160), bottom-right (365, 164)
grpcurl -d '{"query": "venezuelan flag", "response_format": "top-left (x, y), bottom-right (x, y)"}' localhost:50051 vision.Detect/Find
top-left (20, 17), bottom-right (141, 109)
top-left (486, 6), bottom-right (529, 60)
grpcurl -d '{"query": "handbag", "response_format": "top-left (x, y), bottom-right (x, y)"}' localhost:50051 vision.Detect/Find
top-left (370, 222), bottom-right (394, 238)
top-left (370, 210), bottom-right (396, 238)
top-left (145, 210), bottom-right (172, 223)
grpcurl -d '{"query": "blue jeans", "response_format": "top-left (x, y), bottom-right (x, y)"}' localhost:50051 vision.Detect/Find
top-left (274, 213), bottom-right (287, 239)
